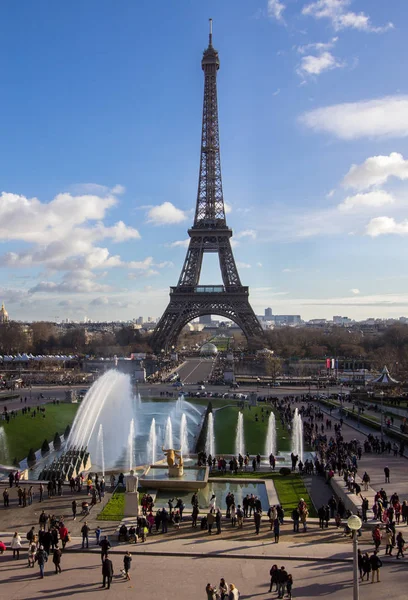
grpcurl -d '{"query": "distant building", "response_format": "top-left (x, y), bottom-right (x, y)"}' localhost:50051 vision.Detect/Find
top-left (333, 316), bottom-right (352, 325)
top-left (199, 314), bottom-right (212, 325)
top-left (274, 315), bottom-right (302, 326)
top-left (0, 303), bottom-right (9, 323)
top-left (265, 307), bottom-right (273, 318)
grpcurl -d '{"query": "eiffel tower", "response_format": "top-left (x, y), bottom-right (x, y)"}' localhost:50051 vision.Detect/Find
top-left (151, 21), bottom-right (263, 352)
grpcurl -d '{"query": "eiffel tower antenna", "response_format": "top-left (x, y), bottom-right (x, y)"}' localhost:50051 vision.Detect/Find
top-left (151, 22), bottom-right (263, 352)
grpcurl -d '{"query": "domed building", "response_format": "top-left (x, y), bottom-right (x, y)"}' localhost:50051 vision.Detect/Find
top-left (200, 342), bottom-right (218, 356)
top-left (0, 303), bottom-right (9, 324)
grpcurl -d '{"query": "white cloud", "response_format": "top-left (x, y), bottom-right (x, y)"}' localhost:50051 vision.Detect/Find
top-left (256, 262), bottom-right (263, 267)
top-left (29, 271), bottom-right (111, 295)
top-left (297, 51), bottom-right (345, 77)
top-left (89, 296), bottom-right (130, 309)
top-left (236, 261), bottom-right (251, 269)
top-left (343, 152), bottom-right (408, 190)
top-left (235, 229), bottom-right (257, 240)
top-left (70, 183), bottom-right (126, 196)
top-left (273, 89), bottom-right (281, 96)
top-left (297, 37), bottom-right (338, 54)
top-left (338, 190), bottom-right (395, 212)
top-left (302, 0), bottom-right (393, 33)
top-left (224, 202), bottom-right (232, 214)
top-left (127, 257), bottom-right (173, 276)
top-left (350, 288), bottom-right (360, 294)
top-left (267, 0), bottom-right (286, 23)
top-left (110, 184), bottom-right (126, 195)
top-left (366, 216), bottom-right (408, 237)
top-left (146, 202), bottom-right (187, 225)
top-left (300, 96), bottom-right (408, 140)
top-left (282, 268), bottom-right (300, 273)
top-left (167, 239), bottom-right (190, 248)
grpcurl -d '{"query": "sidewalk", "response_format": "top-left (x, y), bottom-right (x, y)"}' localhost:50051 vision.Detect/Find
top-left (1, 531), bottom-right (406, 564)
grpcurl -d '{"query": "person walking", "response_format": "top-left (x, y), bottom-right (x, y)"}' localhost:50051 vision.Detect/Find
top-left (254, 510), bottom-right (261, 535)
top-left (372, 524), bottom-right (382, 550)
top-left (370, 550), bottom-right (382, 583)
top-left (39, 483), bottom-right (44, 503)
top-left (228, 583), bottom-right (240, 599)
top-left (81, 522), bottom-right (90, 549)
top-left (102, 555), bottom-right (114, 589)
top-left (385, 527), bottom-right (394, 556)
top-left (396, 531), bottom-right (405, 559)
top-left (215, 508), bottom-right (222, 534)
top-left (269, 564), bottom-right (279, 593)
top-left (219, 578), bottom-right (228, 600)
top-left (123, 551), bottom-right (132, 580)
top-left (11, 532), bottom-right (22, 559)
top-left (384, 466), bottom-right (390, 483)
top-left (361, 552), bottom-right (371, 581)
top-left (273, 518), bottom-right (280, 543)
top-left (207, 510), bottom-right (215, 535)
top-left (52, 546), bottom-right (62, 574)
top-left (286, 574), bottom-right (293, 600)
top-left (99, 536), bottom-right (111, 561)
top-left (95, 526), bottom-right (102, 545)
top-left (291, 507), bottom-right (300, 532)
top-left (277, 566), bottom-right (288, 599)
top-left (206, 583), bottom-right (217, 600)
top-left (3, 488), bottom-right (9, 508)
top-left (35, 545), bottom-right (48, 579)
top-left (72, 500), bottom-right (77, 520)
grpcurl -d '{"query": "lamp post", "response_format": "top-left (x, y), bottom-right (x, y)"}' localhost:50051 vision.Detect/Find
top-left (347, 514), bottom-right (362, 600)
top-left (380, 390), bottom-right (385, 442)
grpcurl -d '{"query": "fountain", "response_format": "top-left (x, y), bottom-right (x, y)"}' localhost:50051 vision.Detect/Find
top-left (147, 418), bottom-right (157, 465)
top-left (164, 416), bottom-right (173, 449)
top-left (235, 411), bottom-right (245, 457)
top-left (291, 408), bottom-right (304, 462)
top-left (96, 424), bottom-right (105, 476)
top-left (205, 412), bottom-right (215, 457)
top-left (68, 370), bottom-right (135, 469)
top-left (0, 426), bottom-right (9, 464)
top-left (265, 412), bottom-right (276, 458)
top-left (180, 413), bottom-right (189, 457)
top-left (127, 418), bottom-right (135, 472)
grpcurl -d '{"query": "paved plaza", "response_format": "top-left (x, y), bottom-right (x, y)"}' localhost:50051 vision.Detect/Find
top-left (1, 548), bottom-right (408, 600)
top-left (1, 389), bottom-right (408, 599)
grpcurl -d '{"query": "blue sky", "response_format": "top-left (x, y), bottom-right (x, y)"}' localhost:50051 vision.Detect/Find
top-left (1, 0), bottom-right (408, 322)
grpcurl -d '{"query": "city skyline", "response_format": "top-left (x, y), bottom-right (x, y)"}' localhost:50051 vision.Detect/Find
top-left (1, 2), bottom-right (408, 322)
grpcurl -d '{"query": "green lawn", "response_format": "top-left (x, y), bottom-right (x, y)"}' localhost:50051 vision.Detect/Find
top-left (97, 488), bottom-right (125, 521)
top-left (0, 403), bottom-right (79, 464)
top-left (214, 406), bottom-right (292, 455)
top-left (273, 474), bottom-right (317, 517)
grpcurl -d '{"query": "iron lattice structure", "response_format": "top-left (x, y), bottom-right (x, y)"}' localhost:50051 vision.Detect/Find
top-left (151, 23), bottom-right (263, 352)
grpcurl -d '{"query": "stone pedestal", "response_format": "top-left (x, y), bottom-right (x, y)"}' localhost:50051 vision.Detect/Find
top-left (124, 492), bottom-right (139, 518)
top-left (168, 465), bottom-right (184, 478)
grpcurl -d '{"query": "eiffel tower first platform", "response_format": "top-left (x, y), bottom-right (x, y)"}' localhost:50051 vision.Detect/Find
top-left (150, 21), bottom-right (264, 352)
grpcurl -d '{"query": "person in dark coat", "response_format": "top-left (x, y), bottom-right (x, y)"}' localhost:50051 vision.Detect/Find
top-left (102, 555), bottom-right (114, 589)
top-left (99, 536), bottom-right (111, 561)
top-left (52, 546), bottom-right (62, 574)
top-left (361, 552), bottom-right (371, 581)
top-left (369, 550), bottom-right (382, 583)
top-left (273, 518), bottom-right (280, 543)
top-left (254, 510), bottom-right (261, 535)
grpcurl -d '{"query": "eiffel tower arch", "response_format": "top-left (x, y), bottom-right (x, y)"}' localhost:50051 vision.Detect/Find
top-left (151, 21), bottom-right (264, 352)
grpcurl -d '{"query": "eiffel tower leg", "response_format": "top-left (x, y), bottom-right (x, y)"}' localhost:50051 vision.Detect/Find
top-left (151, 293), bottom-right (263, 353)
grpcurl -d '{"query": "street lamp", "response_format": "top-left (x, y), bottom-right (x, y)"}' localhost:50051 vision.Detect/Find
top-left (379, 390), bottom-right (385, 442)
top-left (347, 514), bottom-right (362, 600)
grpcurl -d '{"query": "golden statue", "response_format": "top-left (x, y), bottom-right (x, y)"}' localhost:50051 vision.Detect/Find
top-left (162, 447), bottom-right (183, 468)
